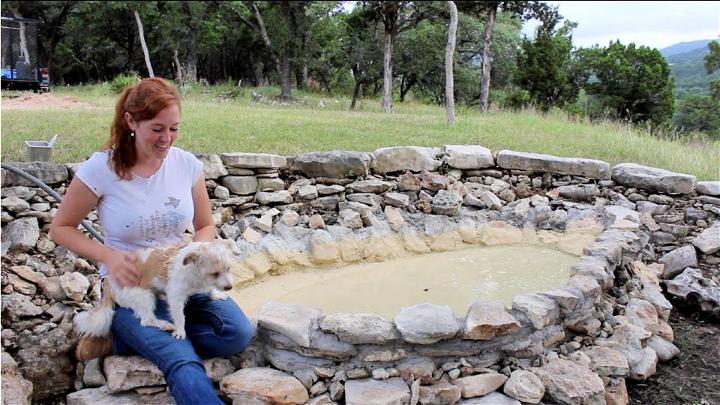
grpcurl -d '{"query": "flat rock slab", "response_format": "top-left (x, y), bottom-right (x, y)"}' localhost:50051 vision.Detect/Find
top-left (345, 378), bottom-right (411, 405)
top-left (372, 146), bottom-right (441, 174)
top-left (290, 151), bottom-right (372, 178)
top-left (458, 392), bottom-right (520, 404)
top-left (66, 386), bottom-right (175, 405)
top-left (442, 145), bottom-right (494, 169)
top-left (612, 163), bottom-right (696, 194)
top-left (259, 301), bottom-right (322, 348)
top-left (496, 150), bottom-right (611, 180)
top-left (463, 301), bottom-right (521, 340)
top-left (221, 152), bottom-right (287, 169)
top-left (2, 162), bottom-right (68, 187)
top-left (221, 367), bottom-right (309, 405)
top-left (319, 313), bottom-right (400, 344)
top-left (394, 303), bottom-right (459, 344)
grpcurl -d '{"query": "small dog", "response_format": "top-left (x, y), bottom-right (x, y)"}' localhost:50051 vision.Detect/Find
top-left (74, 240), bottom-right (236, 339)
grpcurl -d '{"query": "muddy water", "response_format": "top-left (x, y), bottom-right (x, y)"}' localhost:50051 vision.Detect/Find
top-left (231, 245), bottom-right (578, 319)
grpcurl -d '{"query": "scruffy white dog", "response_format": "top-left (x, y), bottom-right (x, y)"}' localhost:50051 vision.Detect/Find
top-left (74, 240), bottom-right (236, 339)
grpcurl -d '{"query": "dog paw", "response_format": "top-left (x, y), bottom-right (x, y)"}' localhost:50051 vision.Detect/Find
top-left (172, 330), bottom-right (187, 339)
top-left (209, 290), bottom-right (229, 300)
top-left (157, 321), bottom-right (175, 331)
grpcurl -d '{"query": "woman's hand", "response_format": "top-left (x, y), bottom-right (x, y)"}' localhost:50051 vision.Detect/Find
top-left (103, 248), bottom-right (140, 288)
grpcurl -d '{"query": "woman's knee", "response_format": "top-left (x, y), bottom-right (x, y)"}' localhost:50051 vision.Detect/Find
top-left (221, 315), bottom-right (256, 354)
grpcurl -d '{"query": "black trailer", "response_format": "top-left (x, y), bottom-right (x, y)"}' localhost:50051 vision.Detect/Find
top-left (1, 16), bottom-right (50, 92)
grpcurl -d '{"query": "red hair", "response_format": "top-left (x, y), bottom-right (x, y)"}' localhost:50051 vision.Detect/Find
top-left (105, 77), bottom-right (181, 180)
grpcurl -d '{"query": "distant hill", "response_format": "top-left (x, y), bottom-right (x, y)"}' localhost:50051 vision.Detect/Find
top-left (660, 39), bottom-right (719, 99)
top-left (660, 39), bottom-right (713, 58)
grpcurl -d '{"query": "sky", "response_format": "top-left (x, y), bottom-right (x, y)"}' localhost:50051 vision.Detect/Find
top-left (521, 1), bottom-right (720, 50)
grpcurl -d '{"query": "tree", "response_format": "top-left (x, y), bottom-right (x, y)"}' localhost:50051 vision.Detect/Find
top-left (579, 41), bottom-right (675, 125)
top-left (674, 95), bottom-right (720, 139)
top-left (705, 40), bottom-right (720, 100)
top-left (445, 1), bottom-right (458, 126)
top-left (516, 20), bottom-right (581, 110)
top-left (457, 1), bottom-right (558, 112)
top-left (132, 9), bottom-right (154, 77)
top-left (365, 1), bottom-right (430, 113)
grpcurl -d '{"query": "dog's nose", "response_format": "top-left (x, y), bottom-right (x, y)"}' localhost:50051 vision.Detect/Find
top-left (223, 284), bottom-right (232, 291)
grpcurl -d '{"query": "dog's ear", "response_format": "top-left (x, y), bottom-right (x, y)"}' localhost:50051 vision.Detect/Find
top-left (183, 252), bottom-right (200, 266)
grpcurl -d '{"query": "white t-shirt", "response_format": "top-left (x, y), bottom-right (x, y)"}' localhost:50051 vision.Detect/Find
top-left (75, 147), bottom-right (203, 276)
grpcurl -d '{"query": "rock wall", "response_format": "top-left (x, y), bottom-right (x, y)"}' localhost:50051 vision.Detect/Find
top-left (2, 146), bottom-right (719, 405)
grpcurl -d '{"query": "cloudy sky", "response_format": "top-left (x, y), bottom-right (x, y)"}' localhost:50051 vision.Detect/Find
top-left (522, 1), bottom-right (720, 50)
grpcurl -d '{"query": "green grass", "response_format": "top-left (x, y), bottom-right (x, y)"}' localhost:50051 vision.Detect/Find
top-left (2, 84), bottom-right (719, 180)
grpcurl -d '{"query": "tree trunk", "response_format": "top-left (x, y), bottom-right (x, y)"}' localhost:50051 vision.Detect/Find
top-left (184, 29), bottom-right (198, 82)
top-left (445, 1), bottom-right (458, 126)
top-left (279, 1), bottom-right (295, 100)
top-left (133, 10), bottom-right (154, 78)
top-left (350, 64), bottom-right (362, 110)
top-left (252, 59), bottom-right (265, 86)
top-left (480, 4), bottom-right (497, 112)
top-left (9, 7), bottom-right (30, 64)
top-left (382, 30), bottom-right (395, 113)
top-left (173, 48), bottom-right (183, 83)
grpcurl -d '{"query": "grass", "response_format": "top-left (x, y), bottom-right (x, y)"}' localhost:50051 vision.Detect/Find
top-left (2, 83), bottom-right (719, 180)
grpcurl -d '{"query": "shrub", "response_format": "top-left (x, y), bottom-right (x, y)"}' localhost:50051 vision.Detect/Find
top-left (108, 73), bottom-right (141, 94)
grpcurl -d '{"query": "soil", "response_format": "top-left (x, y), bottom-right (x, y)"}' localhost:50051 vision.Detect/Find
top-left (2, 92), bottom-right (93, 109)
top-left (627, 308), bottom-right (720, 405)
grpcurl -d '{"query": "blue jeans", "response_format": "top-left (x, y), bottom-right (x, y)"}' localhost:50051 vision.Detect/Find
top-left (111, 294), bottom-right (255, 405)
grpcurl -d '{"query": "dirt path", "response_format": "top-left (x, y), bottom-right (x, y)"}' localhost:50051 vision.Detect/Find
top-left (628, 309), bottom-right (720, 405)
top-left (2, 92), bottom-right (94, 109)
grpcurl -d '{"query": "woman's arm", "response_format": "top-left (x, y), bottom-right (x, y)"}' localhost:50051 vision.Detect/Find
top-left (49, 177), bottom-right (139, 287)
top-left (191, 175), bottom-right (216, 242)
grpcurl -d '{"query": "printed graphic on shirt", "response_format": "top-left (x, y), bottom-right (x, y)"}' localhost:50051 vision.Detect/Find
top-left (137, 209), bottom-right (184, 243)
top-left (164, 196), bottom-right (181, 208)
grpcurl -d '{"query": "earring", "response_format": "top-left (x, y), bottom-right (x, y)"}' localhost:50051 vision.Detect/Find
top-left (130, 131), bottom-right (135, 137)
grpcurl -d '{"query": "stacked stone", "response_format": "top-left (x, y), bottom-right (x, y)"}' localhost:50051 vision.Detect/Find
top-left (1, 163), bottom-right (103, 403)
top-left (2, 146), bottom-right (718, 405)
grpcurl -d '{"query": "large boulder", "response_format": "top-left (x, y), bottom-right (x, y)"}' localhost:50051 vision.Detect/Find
top-left (2, 352), bottom-right (33, 405)
top-left (195, 153), bottom-right (228, 179)
top-left (259, 302), bottom-right (322, 348)
top-left (442, 145), bottom-right (494, 169)
top-left (319, 313), bottom-right (400, 344)
top-left (659, 245), bottom-right (698, 278)
top-left (372, 146), bottom-right (441, 174)
top-left (530, 359), bottom-right (605, 405)
top-left (612, 163), bottom-right (696, 194)
top-left (290, 150), bottom-right (372, 178)
top-left (104, 356), bottom-right (165, 393)
top-left (394, 303), bottom-right (459, 344)
top-left (692, 222), bottom-right (720, 254)
top-left (496, 150), bottom-right (611, 179)
top-left (664, 268), bottom-right (720, 314)
top-left (463, 301), bottom-right (521, 340)
top-left (3, 217), bottom-right (40, 253)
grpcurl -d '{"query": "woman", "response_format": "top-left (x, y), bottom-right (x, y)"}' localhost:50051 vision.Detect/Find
top-left (50, 77), bottom-right (255, 404)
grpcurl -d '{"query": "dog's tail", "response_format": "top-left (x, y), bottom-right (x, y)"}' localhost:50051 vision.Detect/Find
top-left (74, 279), bottom-right (115, 337)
